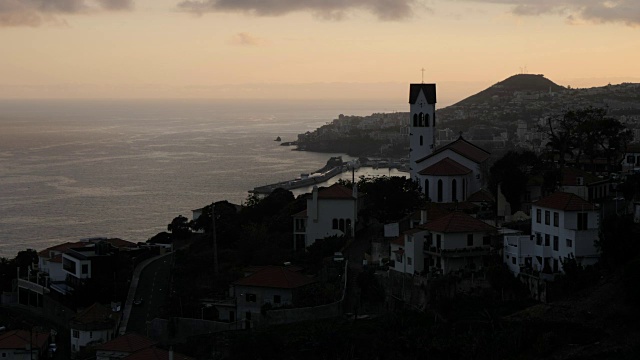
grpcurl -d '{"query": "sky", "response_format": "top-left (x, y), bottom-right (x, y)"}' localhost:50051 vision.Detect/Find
top-left (1, 0), bottom-right (639, 105)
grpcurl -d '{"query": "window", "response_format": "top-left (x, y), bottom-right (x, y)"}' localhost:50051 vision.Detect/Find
top-left (81, 264), bottom-right (88, 275)
top-left (339, 219), bottom-right (345, 232)
top-left (436, 234), bottom-right (442, 249)
top-left (408, 257), bottom-right (412, 265)
top-left (545, 210), bottom-right (550, 225)
top-left (332, 219), bottom-right (338, 229)
top-left (566, 238), bottom-right (573, 248)
top-left (73, 330), bottom-right (79, 338)
top-left (407, 236), bottom-right (412, 243)
top-left (536, 209), bottom-right (541, 223)
top-left (437, 180), bottom-right (443, 202)
top-left (553, 212), bottom-right (559, 227)
top-left (512, 257), bottom-right (516, 265)
top-left (395, 253), bottom-right (403, 263)
top-left (627, 155), bottom-right (635, 164)
top-left (245, 293), bottom-right (257, 303)
top-left (535, 233), bottom-right (542, 245)
top-left (419, 112), bottom-right (425, 126)
top-left (413, 114), bottom-right (418, 127)
top-left (420, 135), bottom-right (423, 146)
top-left (553, 236), bottom-right (559, 251)
top-left (425, 114), bottom-right (430, 127)
top-left (452, 179), bottom-right (457, 202)
top-left (274, 295), bottom-right (281, 304)
top-left (545, 234), bottom-right (550, 247)
top-left (467, 234), bottom-right (473, 247)
top-left (577, 213), bottom-right (588, 230)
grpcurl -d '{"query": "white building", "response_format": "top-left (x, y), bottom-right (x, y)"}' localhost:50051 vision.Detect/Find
top-left (422, 212), bottom-right (496, 274)
top-left (292, 184), bottom-right (357, 250)
top-left (408, 82), bottom-right (490, 203)
top-left (622, 143), bottom-right (640, 173)
top-left (504, 192), bottom-right (600, 276)
top-left (69, 303), bottom-right (120, 354)
top-left (231, 266), bottom-right (315, 323)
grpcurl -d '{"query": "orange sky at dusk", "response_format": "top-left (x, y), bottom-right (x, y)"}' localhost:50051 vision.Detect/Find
top-left (1, 0), bottom-right (639, 105)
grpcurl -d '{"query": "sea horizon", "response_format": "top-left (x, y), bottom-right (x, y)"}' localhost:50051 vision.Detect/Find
top-left (0, 98), bottom-right (407, 258)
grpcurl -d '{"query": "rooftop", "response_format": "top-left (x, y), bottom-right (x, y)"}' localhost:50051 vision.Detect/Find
top-left (533, 192), bottom-right (597, 211)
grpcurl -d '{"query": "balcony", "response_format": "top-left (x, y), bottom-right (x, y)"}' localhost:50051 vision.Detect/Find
top-left (424, 244), bottom-right (490, 258)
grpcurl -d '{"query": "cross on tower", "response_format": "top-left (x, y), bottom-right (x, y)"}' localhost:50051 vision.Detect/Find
top-left (421, 68), bottom-right (425, 83)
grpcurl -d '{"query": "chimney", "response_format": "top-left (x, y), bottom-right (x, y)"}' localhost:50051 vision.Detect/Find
top-left (310, 186), bottom-right (319, 222)
top-left (420, 209), bottom-right (427, 225)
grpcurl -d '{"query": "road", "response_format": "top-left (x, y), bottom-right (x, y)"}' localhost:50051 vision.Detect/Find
top-left (126, 254), bottom-right (172, 335)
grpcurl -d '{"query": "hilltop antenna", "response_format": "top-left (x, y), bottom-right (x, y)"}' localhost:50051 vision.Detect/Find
top-left (421, 68), bottom-right (425, 83)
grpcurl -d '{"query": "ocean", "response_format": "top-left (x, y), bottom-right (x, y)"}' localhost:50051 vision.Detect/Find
top-left (0, 98), bottom-right (406, 258)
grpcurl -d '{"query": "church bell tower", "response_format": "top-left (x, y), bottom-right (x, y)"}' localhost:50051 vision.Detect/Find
top-left (408, 83), bottom-right (437, 180)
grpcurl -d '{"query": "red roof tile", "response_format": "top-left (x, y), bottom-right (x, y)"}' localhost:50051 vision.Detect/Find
top-left (0, 330), bottom-right (49, 350)
top-left (417, 137), bottom-right (490, 164)
top-left (234, 266), bottom-right (315, 289)
top-left (71, 303), bottom-right (120, 328)
top-left (122, 347), bottom-right (193, 360)
top-left (533, 192), bottom-right (597, 211)
top-left (48, 253), bottom-right (63, 264)
top-left (418, 158), bottom-right (472, 176)
top-left (95, 333), bottom-right (156, 353)
top-left (466, 189), bottom-right (496, 203)
top-left (391, 235), bottom-right (404, 246)
top-left (317, 183), bottom-right (355, 200)
top-left (292, 209), bottom-right (307, 217)
top-left (38, 241), bottom-right (85, 257)
top-left (424, 212), bottom-right (496, 233)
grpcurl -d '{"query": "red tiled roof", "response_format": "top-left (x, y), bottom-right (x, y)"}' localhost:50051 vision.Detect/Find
top-left (292, 209), bottom-right (307, 218)
top-left (418, 158), bottom-right (472, 176)
top-left (424, 212), bottom-right (496, 233)
top-left (48, 253), bottom-right (63, 264)
top-left (71, 303), bottom-right (120, 328)
top-left (560, 167), bottom-right (604, 186)
top-left (391, 235), bottom-right (404, 246)
top-left (0, 330), bottom-right (49, 350)
top-left (38, 241), bottom-right (84, 257)
top-left (466, 189), bottom-right (496, 203)
top-left (317, 183), bottom-right (355, 200)
top-left (437, 202), bottom-right (479, 211)
top-left (234, 266), bottom-right (315, 289)
top-left (95, 333), bottom-right (156, 353)
top-left (417, 137), bottom-right (490, 164)
top-left (533, 192), bottom-right (597, 211)
top-left (122, 347), bottom-right (193, 360)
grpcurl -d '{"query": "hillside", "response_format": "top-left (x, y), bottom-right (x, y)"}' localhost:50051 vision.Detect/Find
top-left (454, 74), bottom-right (565, 107)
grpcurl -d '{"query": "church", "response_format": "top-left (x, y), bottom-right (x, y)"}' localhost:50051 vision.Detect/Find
top-left (408, 83), bottom-right (490, 202)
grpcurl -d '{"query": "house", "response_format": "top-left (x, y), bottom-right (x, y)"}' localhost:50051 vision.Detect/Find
top-left (407, 83), bottom-right (490, 203)
top-left (504, 192), bottom-right (600, 276)
top-left (621, 143), bottom-right (640, 173)
top-left (292, 183), bottom-right (357, 250)
top-left (95, 333), bottom-right (156, 360)
top-left (0, 330), bottom-right (50, 360)
top-left (230, 266), bottom-right (315, 322)
top-left (69, 302), bottom-right (121, 354)
top-left (422, 212), bottom-right (496, 274)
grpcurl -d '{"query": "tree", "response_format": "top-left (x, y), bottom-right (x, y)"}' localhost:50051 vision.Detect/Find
top-left (167, 215), bottom-right (191, 239)
top-left (488, 150), bottom-right (542, 213)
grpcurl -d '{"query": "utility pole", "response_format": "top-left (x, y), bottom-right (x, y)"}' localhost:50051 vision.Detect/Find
top-left (212, 203), bottom-right (219, 277)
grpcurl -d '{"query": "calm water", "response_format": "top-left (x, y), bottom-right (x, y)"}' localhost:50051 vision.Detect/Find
top-left (0, 99), bottom-right (405, 258)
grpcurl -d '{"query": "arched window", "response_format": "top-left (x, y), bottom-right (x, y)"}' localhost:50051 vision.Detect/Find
top-left (339, 219), bottom-right (345, 232)
top-left (452, 179), bottom-right (457, 202)
top-left (420, 135), bottom-right (423, 146)
top-left (462, 179), bottom-right (466, 200)
top-left (332, 219), bottom-right (338, 229)
top-left (413, 114), bottom-right (418, 127)
top-left (425, 114), bottom-right (430, 127)
top-left (437, 180), bottom-right (443, 202)
top-left (346, 219), bottom-right (352, 235)
top-left (419, 113), bottom-right (424, 127)
top-left (425, 179), bottom-right (429, 197)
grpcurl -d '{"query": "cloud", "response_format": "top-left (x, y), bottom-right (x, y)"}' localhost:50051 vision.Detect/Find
top-left (458, 0), bottom-right (640, 26)
top-left (229, 32), bottom-right (268, 46)
top-left (177, 0), bottom-right (418, 21)
top-left (0, 0), bottom-right (133, 27)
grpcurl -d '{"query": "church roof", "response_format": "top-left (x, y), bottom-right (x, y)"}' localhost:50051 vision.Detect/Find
top-left (409, 84), bottom-right (437, 105)
top-left (533, 192), bottom-right (597, 211)
top-left (418, 158), bottom-right (472, 176)
top-left (416, 136), bottom-right (490, 165)
top-left (423, 212), bottom-right (496, 233)
top-left (234, 266), bottom-right (315, 289)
